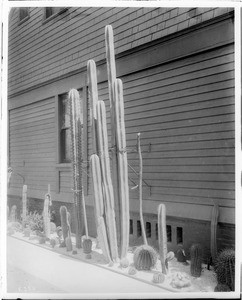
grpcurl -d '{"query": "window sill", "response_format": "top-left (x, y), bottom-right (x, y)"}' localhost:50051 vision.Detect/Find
top-left (56, 163), bottom-right (72, 170)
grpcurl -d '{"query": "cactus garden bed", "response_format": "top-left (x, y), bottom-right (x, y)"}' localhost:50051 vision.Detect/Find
top-left (8, 226), bottom-right (217, 293)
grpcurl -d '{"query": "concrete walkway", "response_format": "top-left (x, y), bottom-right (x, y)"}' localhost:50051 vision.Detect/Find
top-left (6, 236), bottom-right (169, 298)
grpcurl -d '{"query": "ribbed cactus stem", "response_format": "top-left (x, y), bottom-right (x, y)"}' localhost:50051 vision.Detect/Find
top-left (43, 193), bottom-right (51, 238)
top-left (60, 206), bottom-right (71, 246)
top-left (97, 100), bottom-right (118, 261)
top-left (90, 154), bottom-right (111, 263)
top-left (69, 88), bottom-right (84, 249)
top-left (190, 244), bottom-right (203, 277)
top-left (82, 191), bottom-right (89, 238)
top-left (22, 185), bottom-right (27, 226)
top-left (137, 133), bottom-right (147, 245)
top-left (105, 25), bottom-right (121, 252)
top-left (87, 60), bottom-right (98, 154)
top-left (211, 203), bottom-right (219, 262)
top-left (114, 79), bottom-right (130, 259)
top-left (158, 204), bottom-right (167, 274)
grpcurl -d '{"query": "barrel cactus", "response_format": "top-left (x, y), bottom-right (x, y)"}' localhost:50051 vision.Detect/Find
top-left (214, 248), bottom-right (235, 291)
top-left (133, 245), bottom-right (158, 271)
top-left (190, 244), bottom-right (203, 277)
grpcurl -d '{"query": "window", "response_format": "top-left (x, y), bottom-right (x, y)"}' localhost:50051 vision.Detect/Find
top-left (59, 89), bottom-right (83, 163)
top-left (43, 7), bottom-right (68, 22)
top-left (19, 8), bottom-right (30, 24)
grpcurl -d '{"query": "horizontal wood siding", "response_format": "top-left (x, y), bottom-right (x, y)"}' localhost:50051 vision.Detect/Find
top-left (9, 98), bottom-right (56, 196)
top-left (8, 7), bottom-right (233, 96)
top-left (88, 44), bottom-right (234, 210)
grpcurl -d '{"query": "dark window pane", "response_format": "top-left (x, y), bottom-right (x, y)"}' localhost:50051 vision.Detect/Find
top-left (19, 8), bottom-right (29, 21)
top-left (45, 7), bottom-right (54, 19)
top-left (60, 128), bottom-right (71, 163)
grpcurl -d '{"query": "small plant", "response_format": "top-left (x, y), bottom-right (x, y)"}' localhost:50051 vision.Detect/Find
top-left (152, 272), bottom-right (165, 284)
top-left (120, 257), bottom-right (129, 268)
top-left (214, 248), bottom-right (235, 291)
top-left (190, 244), bottom-right (203, 278)
top-left (128, 266), bottom-right (137, 275)
top-left (214, 283), bottom-right (231, 292)
top-left (25, 211), bottom-right (44, 233)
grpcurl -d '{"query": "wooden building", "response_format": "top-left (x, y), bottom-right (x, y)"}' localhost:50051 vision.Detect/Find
top-left (8, 7), bottom-right (235, 256)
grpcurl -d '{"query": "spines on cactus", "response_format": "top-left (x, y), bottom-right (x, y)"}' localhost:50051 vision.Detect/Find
top-left (22, 185), bottom-right (27, 227)
top-left (133, 245), bottom-right (158, 271)
top-left (190, 244), bottom-right (203, 277)
top-left (211, 203), bottom-right (219, 263)
top-left (90, 154), bottom-right (112, 263)
top-left (214, 248), bottom-right (235, 291)
top-left (60, 206), bottom-right (71, 247)
top-left (69, 88), bottom-right (85, 249)
top-left (105, 25), bottom-right (130, 257)
top-left (157, 203), bottom-right (168, 274)
top-left (113, 79), bottom-right (130, 259)
top-left (96, 100), bottom-right (118, 261)
top-left (43, 193), bottom-right (51, 239)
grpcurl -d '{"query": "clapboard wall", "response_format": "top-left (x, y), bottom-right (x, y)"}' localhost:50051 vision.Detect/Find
top-left (8, 7), bottom-right (233, 97)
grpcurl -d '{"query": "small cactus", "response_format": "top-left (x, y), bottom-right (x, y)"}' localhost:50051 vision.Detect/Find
top-left (214, 283), bottom-right (231, 292)
top-left (50, 238), bottom-right (59, 248)
top-left (152, 272), bottom-right (165, 284)
top-left (157, 204), bottom-right (167, 274)
top-left (133, 245), bottom-right (158, 271)
top-left (128, 266), bottom-right (137, 275)
top-left (65, 236), bottom-right (73, 252)
top-left (190, 244), bottom-right (203, 277)
top-left (214, 248), bottom-right (235, 291)
top-left (83, 238), bottom-right (92, 254)
top-left (60, 206), bottom-right (71, 247)
top-left (176, 246), bottom-right (187, 263)
top-left (120, 257), bottom-right (129, 268)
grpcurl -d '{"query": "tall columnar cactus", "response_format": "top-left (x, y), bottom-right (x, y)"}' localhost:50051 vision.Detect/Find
top-left (190, 244), bottom-right (203, 277)
top-left (69, 89), bottom-right (85, 248)
top-left (96, 100), bottom-right (118, 261)
top-left (211, 203), bottom-right (219, 263)
top-left (60, 206), bottom-right (71, 247)
top-left (22, 185), bottom-right (27, 227)
top-left (90, 154), bottom-right (112, 263)
top-left (105, 25), bottom-right (130, 257)
top-left (88, 58), bottom-right (118, 262)
top-left (214, 248), bottom-right (235, 291)
top-left (43, 193), bottom-right (51, 239)
top-left (158, 204), bottom-right (168, 274)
